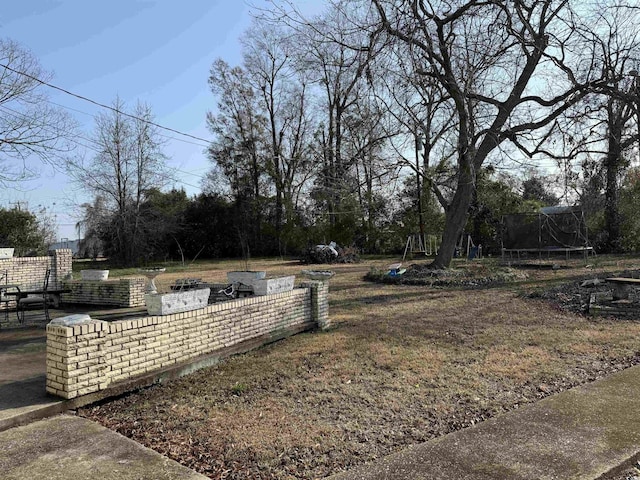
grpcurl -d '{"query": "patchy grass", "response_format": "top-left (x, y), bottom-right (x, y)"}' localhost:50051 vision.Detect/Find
top-left (79, 255), bottom-right (640, 479)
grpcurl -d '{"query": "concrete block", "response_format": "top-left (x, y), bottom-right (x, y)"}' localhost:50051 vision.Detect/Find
top-left (80, 269), bottom-right (109, 280)
top-left (145, 288), bottom-right (210, 315)
top-left (226, 271), bottom-right (266, 284)
top-left (250, 276), bottom-right (296, 296)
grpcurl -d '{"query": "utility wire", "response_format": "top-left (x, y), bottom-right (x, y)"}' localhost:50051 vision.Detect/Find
top-left (0, 62), bottom-right (212, 144)
top-left (47, 99), bottom-right (210, 148)
top-left (0, 103), bottom-right (208, 189)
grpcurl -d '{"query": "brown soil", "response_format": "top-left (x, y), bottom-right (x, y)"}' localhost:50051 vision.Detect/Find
top-left (78, 256), bottom-right (640, 479)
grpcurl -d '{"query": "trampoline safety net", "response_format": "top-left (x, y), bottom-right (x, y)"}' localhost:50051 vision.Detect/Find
top-left (502, 209), bottom-right (589, 250)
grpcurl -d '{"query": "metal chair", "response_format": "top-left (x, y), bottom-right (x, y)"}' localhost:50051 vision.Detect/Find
top-left (0, 270), bottom-right (9, 326)
top-left (17, 269), bottom-right (51, 323)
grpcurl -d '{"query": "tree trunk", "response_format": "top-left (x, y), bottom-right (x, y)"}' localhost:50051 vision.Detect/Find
top-left (430, 165), bottom-right (475, 269)
top-left (604, 107), bottom-right (623, 253)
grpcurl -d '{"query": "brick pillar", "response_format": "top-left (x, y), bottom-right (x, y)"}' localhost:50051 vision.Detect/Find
top-left (302, 281), bottom-right (330, 330)
top-left (46, 318), bottom-right (109, 399)
top-left (51, 249), bottom-right (72, 288)
top-left (125, 277), bottom-right (147, 307)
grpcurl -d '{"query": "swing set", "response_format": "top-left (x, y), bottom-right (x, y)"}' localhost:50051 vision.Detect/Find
top-left (402, 233), bottom-right (481, 261)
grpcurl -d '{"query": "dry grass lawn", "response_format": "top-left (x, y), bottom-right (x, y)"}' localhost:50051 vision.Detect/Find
top-left (79, 255), bottom-right (640, 479)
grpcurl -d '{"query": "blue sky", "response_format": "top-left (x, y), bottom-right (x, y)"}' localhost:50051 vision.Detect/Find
top-left (0, 1), bottom-right (259, 239)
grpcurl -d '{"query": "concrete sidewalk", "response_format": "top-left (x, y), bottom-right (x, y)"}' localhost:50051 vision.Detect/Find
top-left (0, 326), bottom-right (207, 480)
top-left (0, 415), bottom-right (207, 480)
top-left (330, 364), bottom-right (640, 480)
top-left (0, 327), bottom-right (62, 431)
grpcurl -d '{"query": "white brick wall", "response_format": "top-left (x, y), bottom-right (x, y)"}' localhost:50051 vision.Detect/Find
top-left (46, 283), bottom-right (330, 399)
top-left (61, 277), bottom-right (146, 307)
top-left (0, 249), bottom-right (72, 320)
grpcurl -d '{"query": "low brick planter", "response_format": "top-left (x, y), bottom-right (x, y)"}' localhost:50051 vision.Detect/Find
top-left (46, 282), bottom-right (329, 399)
top-left (61, 278), bottom-right (146, 307)
top-left (589, 292), bottom-right (640, 317)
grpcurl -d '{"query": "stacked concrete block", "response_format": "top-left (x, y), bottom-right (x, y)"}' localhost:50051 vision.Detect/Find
top-left (51, 249), bottom-right (72, 288)
top-left (6, 256), bottom-right (50, 289)
top-left (301, 281), bottom-right (330, 330)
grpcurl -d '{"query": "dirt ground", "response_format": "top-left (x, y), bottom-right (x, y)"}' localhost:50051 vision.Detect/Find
top-left (78, 255), bottom-right (640, 479)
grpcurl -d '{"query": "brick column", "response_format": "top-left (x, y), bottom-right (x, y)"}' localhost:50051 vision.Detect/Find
top-left (301, 281), bottom-right (330, 330)
top-left (46, 318), bottom-right (109, 399)
top-left (125, 277), bottom-right (147, 307)
top-left (51, 249), bottom-right (73, 288)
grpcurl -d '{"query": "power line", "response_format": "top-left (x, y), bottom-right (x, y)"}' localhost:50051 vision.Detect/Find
top-left (0, 61), bottom-right (212, 145)
top-left (0, 102), bottom-right (208, 190)
top-left (47, 99), bottom-right (211, 148)
top-left (0, 64), bottom-right (214, 187)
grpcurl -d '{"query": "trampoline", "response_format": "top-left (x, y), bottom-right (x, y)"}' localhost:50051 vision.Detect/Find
top-left (501, 207), bottom-right (593, 263)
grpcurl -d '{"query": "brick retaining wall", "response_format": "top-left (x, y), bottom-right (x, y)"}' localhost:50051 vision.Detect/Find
top-left (61, 277), bottom-right (146, 307)
top-left (46, 281), bottom-right (329, 399)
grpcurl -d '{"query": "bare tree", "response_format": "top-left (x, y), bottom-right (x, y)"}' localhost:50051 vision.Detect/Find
top-left (371, 0), bottom-right (610, 267)
top-left (76, 196), bottom-right (108, 259)
top-left (0, 38), bottom-right (75, 184)
top-left (69, 98), bottom-right (169, 264)
top-left (566, 4), bottom-right (640, 252)
top-left (206, 59), bottom-right (268, 251)
top-left (373, 41), bottom-right (457, 241)
top-left (241, 21), bottom-right (315, 253)
top-left (280, 3), bottom-right (384, 236)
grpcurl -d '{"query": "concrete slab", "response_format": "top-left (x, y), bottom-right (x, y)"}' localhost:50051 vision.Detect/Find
top-left (0, 414), bottom-right (207, 480)
top-left (0, 327), bottom-right (64, 431)
top-left (329, 365), bottom-right (640, 480)
top-left (0, 375), bottom-right (62, 427)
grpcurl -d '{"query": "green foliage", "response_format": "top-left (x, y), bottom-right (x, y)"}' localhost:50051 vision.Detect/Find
top-left (469, 173), bottom-right (538, 254)
top-left (140, 188), bottom-right (190, 261)
top-left (0, 208), bottom-right (47, 256)
top-left (522, 176), bottom-right (559, 206)
top-left (71, 98), bottom-right (169, 266)
top-left (230, 383), bottom-right (248, 395)
top-left (178, 193), bottom-right (241, 259)
top-left (620, 168), bottom-right (640, 252)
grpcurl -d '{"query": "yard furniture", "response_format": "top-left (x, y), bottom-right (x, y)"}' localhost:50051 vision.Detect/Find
top-left (301, 270), bottom-right (335, 281)
top-left (8, 269), bottom-right (72, 323)
top-left (217, 282), bottom-right (254, 299)
top-left (387, 263), bottom-right (406, 276)
top-left (139, 267), bottom-right (166, 294)
top-left (0, 270), bottom-right (21, 325)
top-left (15, 269), bottom-right (51, 323)
top-left (170, 278), bottom-right (203, 291)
